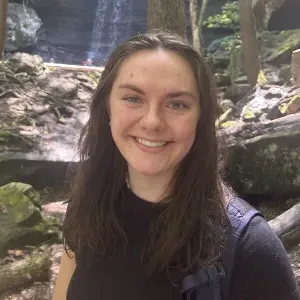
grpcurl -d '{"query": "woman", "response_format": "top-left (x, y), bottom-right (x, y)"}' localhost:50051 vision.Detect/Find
top-left (54, 30), bottom-right (299, 300)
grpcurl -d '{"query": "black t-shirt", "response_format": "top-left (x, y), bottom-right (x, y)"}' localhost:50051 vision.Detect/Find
top-left (67, 188), bottom-right (300, 300)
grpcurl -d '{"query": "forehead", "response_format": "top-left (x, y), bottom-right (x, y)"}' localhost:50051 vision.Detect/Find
top-left (113, 49), bottom-right (198, 92)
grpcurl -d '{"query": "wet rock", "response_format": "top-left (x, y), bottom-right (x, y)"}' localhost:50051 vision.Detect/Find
top-left (5, 3), bottom-right (42, 51)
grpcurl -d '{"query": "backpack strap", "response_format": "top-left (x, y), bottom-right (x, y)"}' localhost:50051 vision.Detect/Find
top-left (221, 197), bottom-right (264, 300)
top-left (181, 263), bottom-right (225, 300)
top-left (180, 197), bottom-right (264, 300)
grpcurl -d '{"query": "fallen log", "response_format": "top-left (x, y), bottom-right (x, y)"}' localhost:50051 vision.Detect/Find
top-left (44, 62), bottom-right (104, 73)
top-left (0, 253), bottom-right (51, 295)
top-left (269, 202), bottom-right (300, 250)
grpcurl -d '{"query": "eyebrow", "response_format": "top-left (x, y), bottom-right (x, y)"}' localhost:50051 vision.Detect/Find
top-left (118, 83), bottom-right (196, 100)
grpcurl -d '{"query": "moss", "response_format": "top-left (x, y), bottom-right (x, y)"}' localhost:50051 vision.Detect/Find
top-left (86, 72), bottom-right (100, 84)
top-left (0, 182), bottom-right (42, 226)
top-left (266, 30), bottom-right (300, 63)
top-left (31, 219), bottom-right (60, 243)
top-left (243, 110), bottom-right (257, 120)
top-left (228, 131), bottom-right (300, 195)
top-left (33, 218), bottom-right (58, 232)
top-left (221, 120), bottom-right (242, 128)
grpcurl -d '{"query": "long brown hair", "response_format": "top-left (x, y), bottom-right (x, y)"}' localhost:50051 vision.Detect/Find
top-left (63, 29), bottom-right (232, 275)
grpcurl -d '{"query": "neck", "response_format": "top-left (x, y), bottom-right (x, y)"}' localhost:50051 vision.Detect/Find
top-left (127, 167), bottom-right (173, 203)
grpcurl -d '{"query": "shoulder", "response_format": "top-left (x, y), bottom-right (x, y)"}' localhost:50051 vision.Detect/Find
top-left (229, 210), bottom-right (300, 300)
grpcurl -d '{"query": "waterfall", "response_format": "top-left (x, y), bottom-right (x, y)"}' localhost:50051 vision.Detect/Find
top-left (88, 0), bottom-right (132, 63)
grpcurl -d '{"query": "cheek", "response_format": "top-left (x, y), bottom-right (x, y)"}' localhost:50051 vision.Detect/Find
top-left (175, 117), bottom-right (198, 142)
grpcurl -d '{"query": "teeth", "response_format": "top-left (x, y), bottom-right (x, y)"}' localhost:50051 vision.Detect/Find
top-left (136, 137), bottom-right (167, 148)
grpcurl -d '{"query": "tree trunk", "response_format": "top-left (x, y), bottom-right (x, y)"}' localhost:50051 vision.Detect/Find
top-left (0, 253), bottom-right (51, 295)
top-left (198, 0), bottom-right (208, 54)
top-left (189, 0), bottom-right (208, 55)
top-left (238, 0), bottom-right (260, 87)
top-left (147, 0), bottom-right (186, 38)
top-left (269, 203), bottom-right (300, 250)
top-left (0, 0), bottom-right (8, 59)
top-left (189, 0), bottom-right (201, 53)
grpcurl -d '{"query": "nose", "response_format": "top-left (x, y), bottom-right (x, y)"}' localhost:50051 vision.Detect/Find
top-left (139, 106), bottom-right (165, 132)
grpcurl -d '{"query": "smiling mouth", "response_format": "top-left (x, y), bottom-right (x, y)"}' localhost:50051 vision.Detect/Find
top-left (135, 137), bottom-right (168, 148)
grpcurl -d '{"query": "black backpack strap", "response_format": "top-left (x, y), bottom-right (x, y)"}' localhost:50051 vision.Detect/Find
top-left (180, 197), bottom-right (264, 300)
top-left (221, 197), bottom-right (264, 300)
top-left (181, 263), bottom-right (225, 300)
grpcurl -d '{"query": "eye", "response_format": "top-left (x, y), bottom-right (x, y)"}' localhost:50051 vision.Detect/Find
top-left (168, 101), bottom-right (188, 110)
top-left (122, 96), bottom-right (141, 104)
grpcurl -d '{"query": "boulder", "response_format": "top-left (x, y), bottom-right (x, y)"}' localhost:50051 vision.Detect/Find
top-left (8, 52), bottom-right (44, 75)
top-left (38, 76), bottom-right (79, 99)
top-left (225, 113), bottom-right (300, 196)
top-left (5, 3), bottom-right (42, 51)
top-left (253, 0), bottom-right (287, 31)
top-left (224, 83), bottom-right (252, 102)
top-left (0, 182), bottom-right (59, 257)
top-left (215, 70), bottom-right (231, 87)
top-left (206, 35), bottom-right (239, 69)
top-left (240, 85), bottom-right (287, 121)
top-left (263, 30), bottom-right (300, 64)
top-left (0, 53), bottom-right (97, 187)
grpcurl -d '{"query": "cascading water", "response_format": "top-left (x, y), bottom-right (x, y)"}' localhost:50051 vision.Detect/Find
top-left (88, 0), bottom-right (133, 63)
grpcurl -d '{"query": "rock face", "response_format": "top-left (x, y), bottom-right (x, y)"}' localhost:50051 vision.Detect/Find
top-left (28, 0), bottom-right (147, 64)
top-left (0, 182), bottom-right (60, 257)
top-left (0, 52), bottom-right (97, 187)
top-left (208, 29), bottom-right (300, 103)
top-left (5, 3), bottom-right (42, 51)
top-left (263, 30), bottom-right (300, 64)
top-left (224, 113), bottom-right (300, 196)
top-left (5, 0), bottom-right (299, 64)
top-left (253, 0), bottom-right (287, 31)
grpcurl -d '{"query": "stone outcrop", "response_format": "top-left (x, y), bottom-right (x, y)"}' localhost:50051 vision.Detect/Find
top-left (0, 182), bottom-right (60, 257)
top-left (5, 3), bottom-right (42, 51)
top-left (0, 52), bottom-right (98, 187)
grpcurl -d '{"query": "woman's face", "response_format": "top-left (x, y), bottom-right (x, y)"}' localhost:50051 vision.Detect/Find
top-left (109, 49), bottom-right (200, 178)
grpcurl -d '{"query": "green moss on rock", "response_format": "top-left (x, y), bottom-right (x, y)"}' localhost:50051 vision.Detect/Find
top-left (264, 30), bottom-right (300, 64)
top-left (228, 131), bottom-right (300, 195)
top-left (0, 182), bottom-right (42, 226)
top-left (0, 182), bottom-right (59, 257)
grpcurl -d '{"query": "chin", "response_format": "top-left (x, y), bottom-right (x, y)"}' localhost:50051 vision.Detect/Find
top-left (134, 168), bottom-right (164, 177)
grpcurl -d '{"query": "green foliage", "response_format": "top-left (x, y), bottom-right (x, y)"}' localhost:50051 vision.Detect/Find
top-left (204, 1), bottom-right (240, 31)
